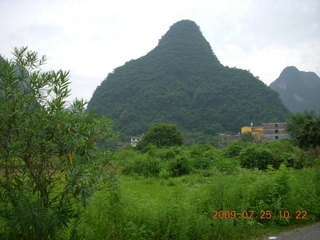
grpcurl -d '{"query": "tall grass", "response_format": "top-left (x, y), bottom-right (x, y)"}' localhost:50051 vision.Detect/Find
top-left (71, 165), bottom-right (320, 240)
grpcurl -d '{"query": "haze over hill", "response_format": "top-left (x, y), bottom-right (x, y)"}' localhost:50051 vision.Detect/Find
top-left (87, 20), bottom-right (289, 138)
top-left (270, 66), bottom-right (320, 115)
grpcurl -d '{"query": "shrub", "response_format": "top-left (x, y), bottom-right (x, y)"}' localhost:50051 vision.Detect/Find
top-left (112, 147), bottom-right (139, 166)
top-left (168, 156), bottom-right (191, 177)
top-left (189, 144), bottom-right (220, 170)
top-left (159, 169), bottom-right (171, 179)
top-left (213, 157), bottom-right (240, 174)
top-left (222, 141), bottom-right (249, 158)
top-left (0, 47), bottom-right (114, 239)
top-left (239, 146), bottom-right (274, 170)
top-left (122, 155), bottom-right (161, 177)
top-left (263, 140), bottom-right (304, 168)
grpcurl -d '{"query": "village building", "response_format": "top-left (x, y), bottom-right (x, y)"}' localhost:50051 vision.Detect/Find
top-left (220, 122), bottom-right (290, 146)
top-left (130, 136), bottom-right (141, 147)
top-left (219, 134), bottom-right (240, 146)
top-left (241, 125), bottom-right (264, 142)
top-left (117, 136), bottom-right (142, 149)
top-left (262, 122), bottom-right (290, 142)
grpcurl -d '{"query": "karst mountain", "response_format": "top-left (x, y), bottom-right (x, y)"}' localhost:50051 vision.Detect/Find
top-left (270, 66), bottom-right (320, 114)
top-left (87, 20), bottom-right (289, 138)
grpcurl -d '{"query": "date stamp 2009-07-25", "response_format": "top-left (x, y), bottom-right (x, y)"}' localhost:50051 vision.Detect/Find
top-left (212, 210), bottom-right (308, 220)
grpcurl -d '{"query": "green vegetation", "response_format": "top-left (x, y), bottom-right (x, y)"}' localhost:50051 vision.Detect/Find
top-left (1, 47), bottom-right (319, 240)
top-left (137, 123), bottom-right (183, 151)
top-left (0, 48), bottom-right (114, 239)
top-left (286, 111), bottom-right (320, 150)
top-left (270, 66), bottom-right (320, 114)
top-left (114, 140), bottom-right (312, 178)
top-left (87, 20), bottom-right (289, 139)
top-left (67, 140), bottom-right (320, 240)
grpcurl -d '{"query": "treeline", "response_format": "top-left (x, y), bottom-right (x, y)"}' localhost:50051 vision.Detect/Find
top-left (112, 139), bottom-right (315, 178)
top-left (111, 114), bottom-right (320, 177)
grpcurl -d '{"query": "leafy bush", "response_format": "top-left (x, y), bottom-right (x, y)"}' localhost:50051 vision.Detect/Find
top-left (0, 47), bottom-right (114, 240)
top-left (263, 140), bottom-right (304, 168)
top-left (159, 147), bottom-right (181, 160)
top-left (189, 144), bottom-right (220, 170)
top-left (122, 155), bottom-right (161, 177)
top-left (71, 170), bottom-right (125, 240)
top-left (168, 156), bottom-right (191, 177)
top-left (239, 146), bottom-right (275, 170)
top-left (222, 141), bottom-right (249, 158)
top-left (213, 157), bottom-right (240, 174)
top-left (112, 147), bottom-right (139, 166)
top-left (287, 111), bottom-right (320, 149)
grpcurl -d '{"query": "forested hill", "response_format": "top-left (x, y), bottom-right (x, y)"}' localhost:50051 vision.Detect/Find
top-left (270, 66), bottom-right (320, 114)
top-left (87, 20), bottom-right (289, 138)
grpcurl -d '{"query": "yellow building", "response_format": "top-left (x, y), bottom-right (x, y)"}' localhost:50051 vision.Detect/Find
top-left (241, 126), bottom-right (264, 142)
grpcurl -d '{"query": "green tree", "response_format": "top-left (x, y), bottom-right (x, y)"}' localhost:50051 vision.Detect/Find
top-left (286, 111), bottom-right (317, 135)
top-left (0, 47), bottom-right (114, 239)
top-left (286, 111), bottom-right (320, 149)
top-left (295, 119), bottom-right (320, 149)
top-left (137, 123), bottom-right (183, 151)
top-left (239, 146), bottom-right (275, 170)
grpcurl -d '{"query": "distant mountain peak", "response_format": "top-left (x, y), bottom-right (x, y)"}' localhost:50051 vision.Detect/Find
top-left (279, 66), bottom-right (300, 78)
top-left (167, 19), bottom-right (199, 30)
top-left (152, 20), bottom-right (221, 67)
top-left (158, 20), bottom-right (201, 44)
top-left (283, 66), bottom-right (299, 72)
top-left (270, 66), bottom-right (320, 114)
top-left (160, 20), bottom-right (200, 40)
top-left (278, 66), bottom-right (300, 80)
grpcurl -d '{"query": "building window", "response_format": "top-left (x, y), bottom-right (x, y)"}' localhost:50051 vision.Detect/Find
top-left (275, 136), bottom-right (279, 140)
top-left (275, 130), bottom-right (278, 133)
top-left (275, 124), bottom-right (278, 127)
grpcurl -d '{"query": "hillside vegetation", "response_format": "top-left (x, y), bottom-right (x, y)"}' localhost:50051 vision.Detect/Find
top-left (87, 20), bottom-right (289, 138)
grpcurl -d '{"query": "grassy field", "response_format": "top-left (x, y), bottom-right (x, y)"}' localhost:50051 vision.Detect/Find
top-left (1, 141), bottom-right (319, 240)
top-left (68, 164), bottom-right (320, 240)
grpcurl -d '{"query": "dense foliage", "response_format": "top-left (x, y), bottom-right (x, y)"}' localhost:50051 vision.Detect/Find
top-left (286, 111), bottom-right (320, 150)
top-left (87, 20), bottom-right (289, 139)
top-left (113, 140), bottom-right (311, 178)
top-left (270, 66), bottom-right (320, 114)
top-left (0, 48), bottom-right (114, 240)
top-left (137, 123), bottom-right (183, 151)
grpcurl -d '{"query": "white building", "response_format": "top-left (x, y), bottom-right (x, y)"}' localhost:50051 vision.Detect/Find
top-left (130, 136), bottom-right (141, 147)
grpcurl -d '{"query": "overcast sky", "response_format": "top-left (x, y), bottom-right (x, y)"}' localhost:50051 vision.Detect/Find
top-left (1, 0), bottom-right (319, 103)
